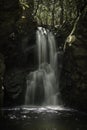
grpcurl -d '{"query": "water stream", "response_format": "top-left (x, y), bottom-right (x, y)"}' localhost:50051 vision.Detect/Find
top-left (25, 27), bottom-right (60, 105)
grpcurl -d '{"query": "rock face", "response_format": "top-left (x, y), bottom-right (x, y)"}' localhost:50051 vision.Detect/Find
top-left (4, 69), bottom-right (27, 106)
top-left (0, 0), bottom-right (37, 106)
top-left (0, 0), bottom-right (21, 66)
top-left (0, 0), bottom-right (20, 39)
top-left (0, 54), bottom-right (5, 107)
top-left (0, 0), bottom-right (37, 69)
top-left (60, 9), bottom-right (87, 111)
top-left (0, 0), bottom-right (20, 106)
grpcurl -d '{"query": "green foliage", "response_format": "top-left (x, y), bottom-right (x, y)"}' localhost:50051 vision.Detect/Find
top-left (33, 0), bottom-right (77, 26)
top-left (19, 0), bottom-right (29, 10)
top-left (19, 0), bottom-right (86, 27)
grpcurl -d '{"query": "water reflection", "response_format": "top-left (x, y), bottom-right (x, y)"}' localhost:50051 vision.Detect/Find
top-left (0, 106), bottom-right (87, 130)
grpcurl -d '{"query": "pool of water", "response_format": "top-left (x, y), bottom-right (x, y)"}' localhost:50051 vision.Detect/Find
top-left (0, 106), bottom-right (87, 130)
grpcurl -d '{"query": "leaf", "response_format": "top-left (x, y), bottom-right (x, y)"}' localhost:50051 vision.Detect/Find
top-left (19, 0), bottom-right (29, 9)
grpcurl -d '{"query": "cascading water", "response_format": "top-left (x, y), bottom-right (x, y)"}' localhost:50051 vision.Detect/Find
top-left (25, 27), bottom-right (60, 105)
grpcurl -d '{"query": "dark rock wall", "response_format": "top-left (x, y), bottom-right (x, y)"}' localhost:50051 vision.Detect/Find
top-left (0, 0), bottom-right (37, 69)
top-left (0, 0), bottom-right (21, 107)
top-left (0, 0), bottom-right (37, 106)
top-left (60, 9), bottom-right (87, 111)
top-left (0, 0), bottom-right (21, 67)
top-left (0, 54), bottom-right (5, 108)
top-left (4, 69), bottom-right (27, 106)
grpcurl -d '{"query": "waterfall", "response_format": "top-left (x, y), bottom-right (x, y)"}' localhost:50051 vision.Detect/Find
top-left (25, 27), bottom-right (60, 105)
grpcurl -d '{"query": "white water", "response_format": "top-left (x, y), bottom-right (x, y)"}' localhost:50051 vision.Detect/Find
top-left (25, 27), bottom-right (60, 105)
